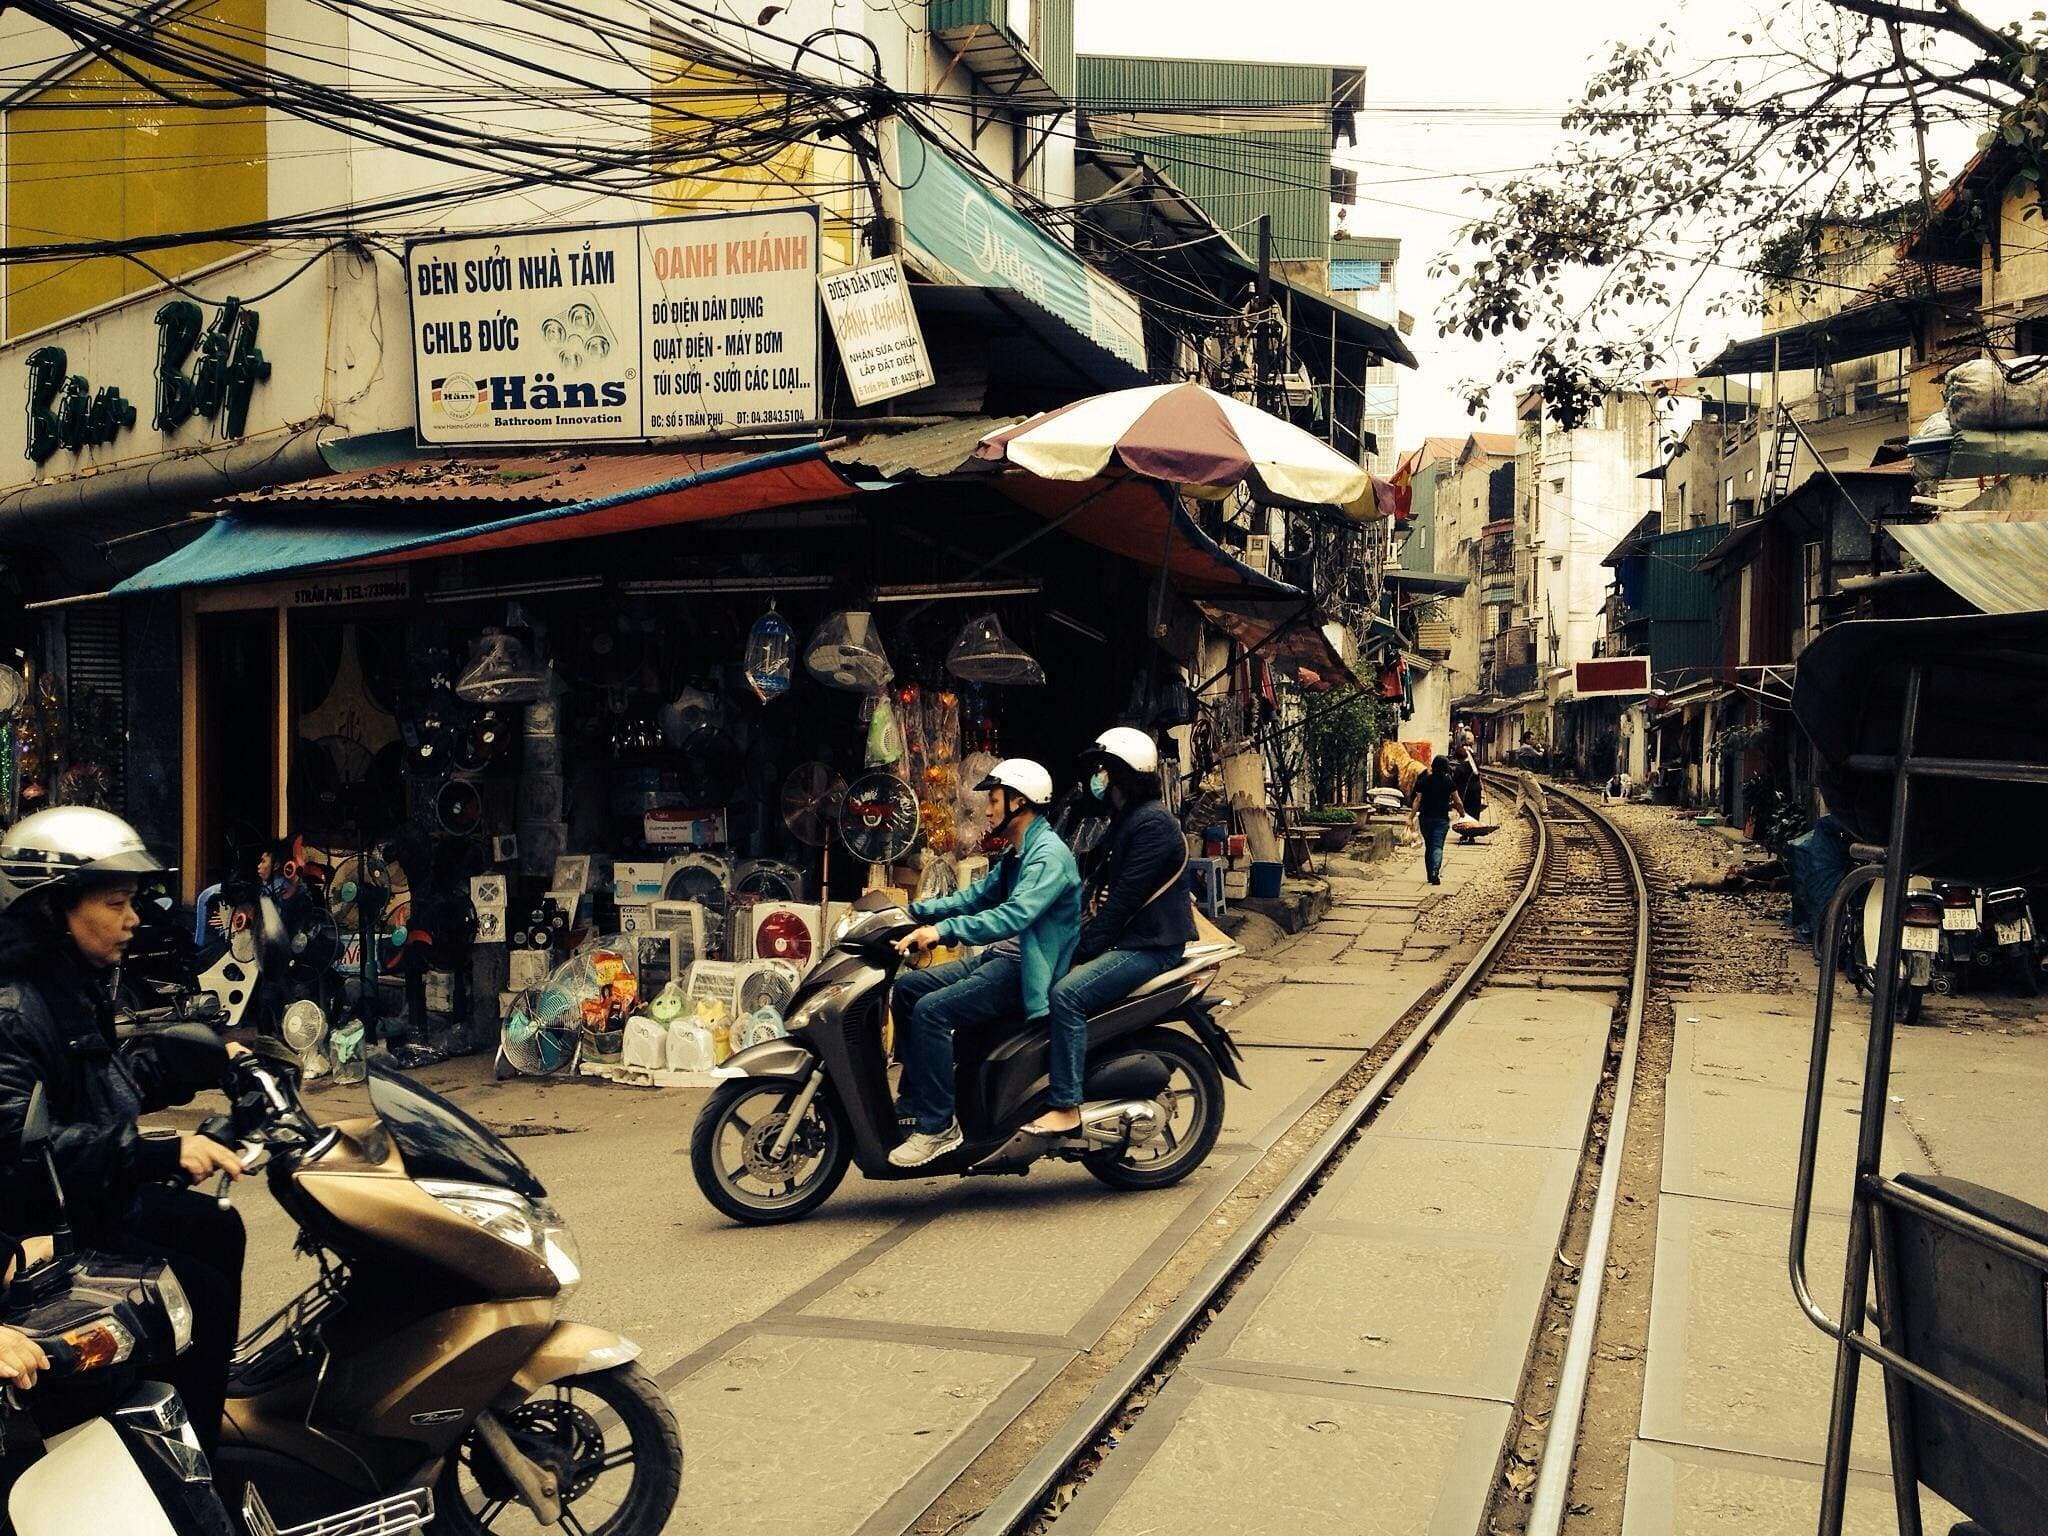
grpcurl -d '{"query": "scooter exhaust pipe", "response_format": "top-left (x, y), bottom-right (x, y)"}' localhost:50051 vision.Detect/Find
top-left (1078, 1098), bottom-right (1166, 1150)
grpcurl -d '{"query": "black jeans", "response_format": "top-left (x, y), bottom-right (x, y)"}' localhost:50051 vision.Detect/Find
top-left (111, 1184), bottom-right (246, 1454)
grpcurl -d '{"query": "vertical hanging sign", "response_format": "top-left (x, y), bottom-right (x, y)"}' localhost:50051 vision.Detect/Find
top-left (818, 257), bottom-right (934, 406)
top-left (408, 206), bottom-right (821, 445)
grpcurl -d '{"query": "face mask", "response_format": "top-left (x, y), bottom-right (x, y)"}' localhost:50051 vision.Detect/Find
top-left (1089, 770), bottom-right (1111, 800)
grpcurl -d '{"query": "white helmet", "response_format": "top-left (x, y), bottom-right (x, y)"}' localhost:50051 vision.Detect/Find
top-left (974, 758), bottom-right (1055, 806)
top-left (0, 806), bottom-right (165, 913)
top-left (1089, 727), bottom-right (1159, 775)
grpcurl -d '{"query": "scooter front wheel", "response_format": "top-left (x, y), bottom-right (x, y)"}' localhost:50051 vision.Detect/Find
top-left (691, 1075), bottom-right (852, 1225)
top-left (434, 1362), bottom-right (681, 1536)
top-left (1084, 1026), bottom-right (1225, 1192)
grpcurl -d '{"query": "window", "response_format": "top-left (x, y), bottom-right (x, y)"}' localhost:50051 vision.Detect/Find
top-left (1550, 478), bottom-right (1564, 494)
top-left (5, 0), bottom-right (268, 339)
top-left (1550, 555), bottom-right (1563, 570)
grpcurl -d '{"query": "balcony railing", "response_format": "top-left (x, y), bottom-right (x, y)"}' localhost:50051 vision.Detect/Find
top-left (1498, 663), bottom-right (1539, 696)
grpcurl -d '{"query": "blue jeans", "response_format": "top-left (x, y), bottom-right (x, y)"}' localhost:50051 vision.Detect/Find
top-left (1420, 814), bottom-right (1450, 882)
top-left (1045, 947), bottom-right (1185, 1109)
top-left (892, 951), bottom-right (1023, 1134)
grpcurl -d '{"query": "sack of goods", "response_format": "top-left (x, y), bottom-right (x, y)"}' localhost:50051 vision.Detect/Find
top-left (1944, 357), bottom-right (2048, 431)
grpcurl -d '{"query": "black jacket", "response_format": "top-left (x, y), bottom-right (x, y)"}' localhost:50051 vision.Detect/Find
top-left (1075, 799), bottom-right (1198, 963)
top-left (0, 915), bottom-right (189, 1241)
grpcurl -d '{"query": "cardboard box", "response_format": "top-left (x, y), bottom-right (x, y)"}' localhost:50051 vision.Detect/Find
top-left (520, 773), bottom-right (564, 823)
top-left (423, 973), bottom-right (455, 1014)
top-left (643, 807), bottom-right (727, 847)
top-left (523, 701), bottom-right (560, 735)
top-left (612, 861), bottom-right (667, 901)
top-left (508, 949), bottom-right (552, 989)
top-left (522, 736), bottom-right (563, 776)
top-left (616, 903), bottom-right (652, 934)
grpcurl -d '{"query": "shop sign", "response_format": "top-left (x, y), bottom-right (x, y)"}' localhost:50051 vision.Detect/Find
top-left (879, 118), bottom-right (1146, 371)
top-left (22, 297), bottom-right (269, 467)
top-left (408, 207), bottom-right (821, 445)
top-left (1574, 657), bottom-right (1652, 697)
top-left (288, 570), bottom-right (411, 609)
top-left (818, 257), bottom-right (934, 406)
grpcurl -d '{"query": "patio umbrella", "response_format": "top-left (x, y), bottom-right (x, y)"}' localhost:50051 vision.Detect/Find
top-left (974, 382), bottom-right (1373, 516)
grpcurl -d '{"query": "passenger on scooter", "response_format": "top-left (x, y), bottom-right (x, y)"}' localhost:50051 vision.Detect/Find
top-left (0, 808), bottom-right (246, 1453)
top-left (1022, 730), bottom-right (1195, 1139)
top-left (889, 760), bottom-right (1081, 1168)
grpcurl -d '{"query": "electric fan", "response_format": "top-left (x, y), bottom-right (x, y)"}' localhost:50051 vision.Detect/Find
top-left (732, 859), bottom-right (805, 902)
top-left (498, 987), bottom-right (581, 1077)
top-left (780, 761), bottom-right (845, 903)
top-left (840, 772), bottom-right (921, 871)
top-left (915, 854), bottom-right (960, 903)
top-left (946, 612), bottom-right (1045, 685)
top-left (747, 902), bottom-right (821, 969)
top-left (455, 628), bottom-right (548, 705)
top-left (804, 611), bottom-right (894, 690)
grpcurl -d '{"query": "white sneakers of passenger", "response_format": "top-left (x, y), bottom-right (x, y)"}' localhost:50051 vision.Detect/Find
top-left (888, 1119), bottom-right (964, 1168)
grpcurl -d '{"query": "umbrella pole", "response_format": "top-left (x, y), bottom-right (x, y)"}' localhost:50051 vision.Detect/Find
top-left (1149, 483), bottom-right (1178, 639)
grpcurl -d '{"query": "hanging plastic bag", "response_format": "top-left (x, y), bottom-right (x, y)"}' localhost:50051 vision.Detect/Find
top-left (865, 692), bottom-right (905, 768)
top-left (331, 1019), bottom-right (368, 1085)
top-left (743, 603), bottom-right (795, 703)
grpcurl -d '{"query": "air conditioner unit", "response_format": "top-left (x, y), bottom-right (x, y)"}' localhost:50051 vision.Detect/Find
top-left (1243, 534), bottom-right (1272, 575)
top-left (650, 900), bottom-right (711, 975)
top-left (741, 901), bottom-right (824, 972)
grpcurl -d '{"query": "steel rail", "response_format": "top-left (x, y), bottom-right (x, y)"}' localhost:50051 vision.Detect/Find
top-left (1524, 784), bottom-right (1651, 1536)
top-left (962, 769), bottom-right (1552, 1536)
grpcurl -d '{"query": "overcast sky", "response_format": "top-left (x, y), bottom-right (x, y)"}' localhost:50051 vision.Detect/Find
top-left (1073, 0), bottom-right (2008, 445)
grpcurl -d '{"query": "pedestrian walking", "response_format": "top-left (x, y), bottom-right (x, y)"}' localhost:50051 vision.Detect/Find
top-left (1410, 755), bottom-right (1458, 885)
top-left (1452, 751), bottom-right (1484, 818)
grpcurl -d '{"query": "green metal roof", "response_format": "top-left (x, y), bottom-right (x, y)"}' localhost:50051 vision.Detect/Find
top-left (1092, 130), bottom-right (1330, 262)
top-left (1334, 236), bottom-right (1400, 263)
top-left (1075, 55), bottom-right (1337, 108)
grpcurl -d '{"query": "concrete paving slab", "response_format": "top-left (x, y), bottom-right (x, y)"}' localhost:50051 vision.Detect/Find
top-left (1640, 1195), bottom-right (1895, 1473)
top-left (796, 1165), bottom-right (1231, 1343)
top-left (1424, 1009), bottom-right (1614, 1082)
top-left (1372, 1049), bottom-right (1604, 1149)
top-left (1057, 1369), bottom-right (1510, 1536)
top-left (1227, 1043), bottom-right (1362, 1147)
top-left (1208, 1226), bottom-right (1552, 1399)
top-left (1269, 931), bottom-right (1354, 966)
top-left (1347, 924), bottom-right (1419, 954)
top-left (1661, 1073), bottom-right (1931, 1214)
top-left (1889, 1024), bottom-right (2048, 1209)
top-left (1321, 1135), bottom-right (1581, 1244)
top-left (1621, 1441), bottom-right (1963, 1536)
top-left (1673, 995), bottom-right (1854, 1093)
top-left (664, 1330), bottom-right (1045, 1536)
top-left (1228, 979), bottom-right (1425, 1050)
top-left (1261, 959), bottom-right (1441, 991)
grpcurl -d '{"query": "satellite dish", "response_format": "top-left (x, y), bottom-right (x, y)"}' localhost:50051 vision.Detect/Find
top-left (805, 611), bottom-right (894, 691)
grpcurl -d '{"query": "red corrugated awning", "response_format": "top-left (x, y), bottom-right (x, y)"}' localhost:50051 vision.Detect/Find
top-left (994, 473), bottom-right (1301, 597)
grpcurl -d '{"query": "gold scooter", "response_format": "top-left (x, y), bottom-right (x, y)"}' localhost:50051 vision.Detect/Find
top-left (204, 1039), bottom-right (682, 1534)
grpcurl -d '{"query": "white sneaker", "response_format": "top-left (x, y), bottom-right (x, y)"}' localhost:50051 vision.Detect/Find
top-left (888, 1119), bottom-right (964, 1168)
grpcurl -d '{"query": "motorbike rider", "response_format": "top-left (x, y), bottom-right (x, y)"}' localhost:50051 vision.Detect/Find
top-left (0, 807), bottom-right (246, 1452)
top-left (889, 761), bottom-right (1081, 1168)
top-left (1022, 729), bottom-right (1195, 1138)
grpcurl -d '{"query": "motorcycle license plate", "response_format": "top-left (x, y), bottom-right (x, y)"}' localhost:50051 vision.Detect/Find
top-left (1942, 909), bottom-right (1978, 931)
top-left (1995, 919), bottom-right (2033, 946)
top-left (1901, 926), bottom-right (1941, 954)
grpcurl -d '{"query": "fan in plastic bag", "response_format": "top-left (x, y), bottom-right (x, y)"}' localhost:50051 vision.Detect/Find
top-left (946, 612), bottom-right (1045, 686)
top-left (743, 603), bottom-right (795, 702)
top-left (498, 987), bottom-right (581, 1076)
top-left (805, 611), bottom-right (893, 691)
top-left (659, 685), bottom-right (721, 749)
top-left (732, 859), bottom-right (805, 902)
top-left (455, 629), bottom-right (549, 705)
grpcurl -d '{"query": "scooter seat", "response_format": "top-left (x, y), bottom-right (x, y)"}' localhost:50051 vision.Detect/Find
top-left (1125, 942), bottom-right (1238, 1000)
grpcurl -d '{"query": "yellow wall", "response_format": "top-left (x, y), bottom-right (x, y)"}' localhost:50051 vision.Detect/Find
top-left (6, 0), bottom-right (267, 340)
top-left (1987, 185), bottom-right (2048, 315)
top-left (647, 48), bottom-right (858, 270)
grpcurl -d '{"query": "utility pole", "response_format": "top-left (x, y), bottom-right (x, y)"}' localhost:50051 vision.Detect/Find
top-left (1253, 215), bottom-right (1279, 419)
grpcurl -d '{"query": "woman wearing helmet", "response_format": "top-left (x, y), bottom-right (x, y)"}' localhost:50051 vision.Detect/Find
top-left (0, 807), bottom-right (246, 1450)
top-left (888, 760), bottom-right (1082, 1168)
top-left (1024, 728), bottom-right (1196, 1137)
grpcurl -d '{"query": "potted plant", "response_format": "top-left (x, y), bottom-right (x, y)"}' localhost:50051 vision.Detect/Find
top-left (1299, 807), bottom-right (1357, 851)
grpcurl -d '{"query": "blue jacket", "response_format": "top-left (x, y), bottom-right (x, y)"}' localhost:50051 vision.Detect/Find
top-left (1076, 798), bottom-right (1197, 963)
top-left (913, 816), bottom-right (1081, 1019)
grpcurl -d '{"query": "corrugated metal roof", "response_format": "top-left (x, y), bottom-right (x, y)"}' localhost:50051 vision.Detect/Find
top-left (1096, 128), bottom-right (1330, 262)
top-left (1076, 55), bottom-right (1335, 108)
top-left (225, 447), bottom-right (775, 509)
top-left (1335, 236), bottom-right (1400, 263)
top-left (1889, 520), bottom-right (2048, 613)
top-left (829, 417), bottom-right (1021, 480)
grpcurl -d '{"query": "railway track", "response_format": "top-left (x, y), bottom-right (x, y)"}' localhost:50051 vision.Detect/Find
top-left (956, 774), bottom-right (1650, 1536)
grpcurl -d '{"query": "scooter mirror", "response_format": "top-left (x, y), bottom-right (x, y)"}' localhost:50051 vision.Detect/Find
top-left (19, 1083), bottom-right (49, 1157)
top-left (147, 1022), bottom-right (232, 1088)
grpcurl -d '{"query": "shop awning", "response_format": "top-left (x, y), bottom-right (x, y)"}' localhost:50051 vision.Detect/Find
top-left (1887, 519), bottom-right (2048, 614)
top-left (993, 472), bottom-right (1299, 597)
top-left (1194, 597), bottom-right (1356, 691)
top-left (1382, 569), bottom-right (1469, 596)
top-left (111, 444), bottom-right (857, 595)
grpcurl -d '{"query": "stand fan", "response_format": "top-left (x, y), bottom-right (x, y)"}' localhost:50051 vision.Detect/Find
top-left (780, 762), bottom-right (845, 906)
top-left (841, 772), bottom-right (921, 888)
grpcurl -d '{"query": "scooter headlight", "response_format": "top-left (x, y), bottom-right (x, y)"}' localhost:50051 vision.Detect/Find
top-left (419, 1180), bottom-right (581, 1297)
top-left (831, 909), bottom-right (855, 942)
top-left (157, 1267), bottom-right (195, 1355)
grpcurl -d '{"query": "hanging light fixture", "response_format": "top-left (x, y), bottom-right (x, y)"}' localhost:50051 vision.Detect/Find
top-left (946, 612), bottom-right (1045, 686)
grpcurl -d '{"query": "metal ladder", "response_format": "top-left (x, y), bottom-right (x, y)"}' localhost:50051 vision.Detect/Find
top-left (1765, 420), bottom-right (1801, 505)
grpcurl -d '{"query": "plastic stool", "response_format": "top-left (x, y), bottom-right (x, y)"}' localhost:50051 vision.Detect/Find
top-left (1186, 858), bottom-right (1226, 919)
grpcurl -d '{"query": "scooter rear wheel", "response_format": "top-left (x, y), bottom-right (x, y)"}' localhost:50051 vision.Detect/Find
top-left (1084, 1026), bottom-right (1225, 1192)
top-left (691, 1075), bottom-right (852, 1225)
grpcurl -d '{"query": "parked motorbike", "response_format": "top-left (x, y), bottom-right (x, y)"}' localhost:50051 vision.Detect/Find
top-left (1981, 883), bottom-right (2042, 995)
top-left (1931, 880), bottom-right (1981, 991)
top-left (1847, 875), bottom-right (1944, 1025)
top-left (689, 893), bottom-right (1247, 1226)
top-left (197, 1040), bottom-right (681, 1534)
top-left (2, 1083), bottom-right (434, 1536)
